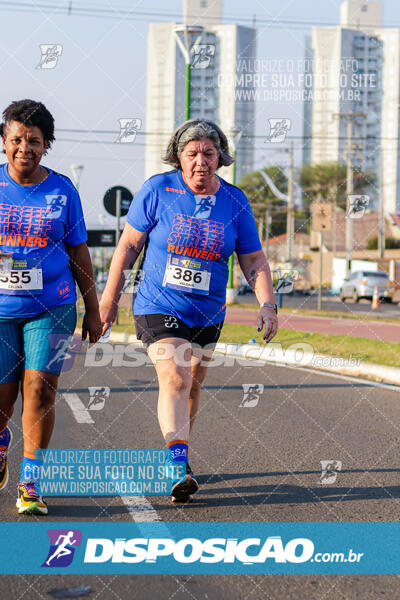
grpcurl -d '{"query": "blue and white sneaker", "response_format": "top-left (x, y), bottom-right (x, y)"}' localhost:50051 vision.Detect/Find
top-left (165, 457), bottom-right (199, 501)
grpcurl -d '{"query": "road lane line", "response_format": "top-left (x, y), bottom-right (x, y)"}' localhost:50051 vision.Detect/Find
top-left (242, 359), bottom-right (400, 392)
top-left (62, 392), bottom-right (94, 424)
top-left (121, 495), bottom-right (163, 522)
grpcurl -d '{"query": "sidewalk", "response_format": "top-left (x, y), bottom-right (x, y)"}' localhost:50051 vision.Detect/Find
top-left (225, 307), bottom-right (400, 343)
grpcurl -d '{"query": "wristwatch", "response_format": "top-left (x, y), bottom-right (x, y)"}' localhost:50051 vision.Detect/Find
top-left (260, 302), bottom-right (278, 314)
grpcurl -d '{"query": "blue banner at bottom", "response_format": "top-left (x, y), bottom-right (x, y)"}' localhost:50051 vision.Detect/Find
top-left (0, 522), bottom-right (399, 574)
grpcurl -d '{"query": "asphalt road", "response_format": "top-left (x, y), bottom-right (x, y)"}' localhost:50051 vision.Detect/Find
top-left (2, 342), bottom-right (400, 598)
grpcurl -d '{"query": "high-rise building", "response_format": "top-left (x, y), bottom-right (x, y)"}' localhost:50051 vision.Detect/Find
top-left (303, 0), bottom-right (400, 213)
top-left (145, 0), bottom-right (256, 183)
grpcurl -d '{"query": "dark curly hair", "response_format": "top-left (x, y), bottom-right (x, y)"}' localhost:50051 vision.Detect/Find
top-left (0, 99), bottom-right (55, 150)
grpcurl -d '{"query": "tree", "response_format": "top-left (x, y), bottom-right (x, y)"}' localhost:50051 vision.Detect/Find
top-left (300, 162), bottom-right (376, 209)
top-left (367, 236), bottom-right (400, 250)
top-left (238, 166), bottom-right (288, 237)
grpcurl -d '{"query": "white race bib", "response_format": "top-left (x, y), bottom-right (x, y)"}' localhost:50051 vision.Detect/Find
top-left (0, 268), bottom-right (43, 292)
top-left (163, 254), bottom-right (211, 295)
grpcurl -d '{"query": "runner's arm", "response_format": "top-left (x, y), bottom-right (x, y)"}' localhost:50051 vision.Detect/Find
top-left (237, 250), bottom-right (278, 342)
top-left (99, 224), bottom-right (148, 334)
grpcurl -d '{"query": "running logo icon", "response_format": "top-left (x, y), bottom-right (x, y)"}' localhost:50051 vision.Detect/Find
top-left (319, 460), bottom-right (342, 484)
top-left (266, 118), bottom-right (291, 143)
top-left (192, 44), bottom-right (215, 69)
top-left (87, 386), bottom-right (110, 411)
top-left (193, 195), bottom-right (216, 219)
top-left (42, 529), bottom-right (82, 568)
top-left (239, 384), bottom-right (264, 408)
top-left (45, 195), bottom-right (67, 219)
top-left (347, 195), bottom-right (369, 219)
top-left (36, 45), bottom-right (63, 69)
top-left (115, 118), bottom-right (142, 143)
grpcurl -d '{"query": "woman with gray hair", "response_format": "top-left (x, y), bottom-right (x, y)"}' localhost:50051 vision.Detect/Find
top-left (100, 118), bottom-right (278, 502)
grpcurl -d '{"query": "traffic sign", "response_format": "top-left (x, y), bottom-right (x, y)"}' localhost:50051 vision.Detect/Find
top-left (87, 230), bottom-right (123, 247)
top-left (103, 186), bottom-right (133, 217)
top-left (311, 201), bottom-right (333, 232)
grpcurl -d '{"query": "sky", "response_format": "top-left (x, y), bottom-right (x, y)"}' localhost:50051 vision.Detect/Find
top-left (0, 0), bottom-right (398, 228)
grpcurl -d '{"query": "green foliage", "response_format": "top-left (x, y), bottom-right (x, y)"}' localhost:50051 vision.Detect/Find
top-left (300, 162), bottom-right (376, 209)
top-left (238, 166), bottom-right (288, 237)
top-left (367, 236), bottom-right (400, 250)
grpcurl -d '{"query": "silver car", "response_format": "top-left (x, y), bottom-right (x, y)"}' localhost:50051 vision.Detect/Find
top-left (339, 270), bottom-right (395, 303)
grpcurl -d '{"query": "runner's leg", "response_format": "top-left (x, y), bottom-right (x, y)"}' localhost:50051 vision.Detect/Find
top-left (189, 347), bottom-right (214, 433)
top-left (21, 369), bottom-right (58, 454)
top-left (147, 337), bottom-right (193, 443)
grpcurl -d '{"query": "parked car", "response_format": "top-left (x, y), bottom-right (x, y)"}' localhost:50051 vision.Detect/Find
top-left (339, 270), bottom-right (395, 303)
top-left (237, 276), bottom-right (253, 295)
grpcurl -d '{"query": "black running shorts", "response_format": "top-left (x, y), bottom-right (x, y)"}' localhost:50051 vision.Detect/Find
top-left (134, 313), bottom-right (224, 348)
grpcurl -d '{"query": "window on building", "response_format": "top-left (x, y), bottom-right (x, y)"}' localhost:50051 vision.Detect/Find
top-left (201, 0), bottom-right (207, 7)
top-left (361, 4), bottom-right (368, 11)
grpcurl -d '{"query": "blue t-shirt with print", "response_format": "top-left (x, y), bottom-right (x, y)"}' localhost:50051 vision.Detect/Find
top-left (0, 164), bottom-right (87, 317)
top-left (127, 169), bottom-right (261, 327)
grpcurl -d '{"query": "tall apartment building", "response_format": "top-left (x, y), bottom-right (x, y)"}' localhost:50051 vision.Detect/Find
top-left (145, 0), bottom-right (256, 183)
top-left (303, 0), bottom-right (400, 213)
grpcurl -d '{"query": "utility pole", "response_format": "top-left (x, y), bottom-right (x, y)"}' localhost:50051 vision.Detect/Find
top-left (333, 112), bottom-right (366, 276)
top-left (378, 145), bottom-right (385, 258)
top-left (265, 203), bottom-right (270, 261)
top-left (287, 141), bottom-right (294, 263)
top-left (174, 25), bottom-right (204, 120)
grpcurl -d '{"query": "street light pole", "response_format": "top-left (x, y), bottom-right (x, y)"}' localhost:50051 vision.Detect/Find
top-left (174, 25), bottom-right (203, 120)
top-left (333, 112), bottom-right (366, 276)
top-left (70, 164), bottom-right (84, 191)
top-left (226, 128), bottom-right (243, 305)
top-left (287, 141), bottom-right (294, 263)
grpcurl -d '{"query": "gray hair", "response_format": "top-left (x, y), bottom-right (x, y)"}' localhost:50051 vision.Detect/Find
top-left (163, 119), bottom-right (234, 169)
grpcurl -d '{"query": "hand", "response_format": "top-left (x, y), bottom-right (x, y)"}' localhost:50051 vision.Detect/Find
top-left (257, 306), bottom-right (278, 343)
top-left (99, 299), bottom-right (118, 336)
top-left (82, 308), bottom-right (103, 343)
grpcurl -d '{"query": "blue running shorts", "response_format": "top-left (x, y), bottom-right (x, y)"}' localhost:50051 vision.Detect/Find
top-left (0, 303), bottom-right (77, 383)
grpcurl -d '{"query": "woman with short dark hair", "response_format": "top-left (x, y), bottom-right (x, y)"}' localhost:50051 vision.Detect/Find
top-left (0, 99), bottom-right (102, 514)
top-left (100, 118), bottom-right (278, 502)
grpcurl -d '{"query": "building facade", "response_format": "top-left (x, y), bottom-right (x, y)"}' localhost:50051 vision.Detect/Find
top-left (303, 0), bottom-right (400, 213)
top-left (145, 0), bottom-right (256, 183)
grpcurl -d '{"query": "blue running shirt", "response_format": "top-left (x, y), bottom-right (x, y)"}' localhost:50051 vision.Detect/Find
top-left (0, 164), bottom-right (87, 317)
top-left (127, 170), bottom-right (261, 327)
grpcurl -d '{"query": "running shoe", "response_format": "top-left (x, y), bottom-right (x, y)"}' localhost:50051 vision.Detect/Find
top-left (165, 457), bottom-right (199, 501)
top-left (0, 427), bottom-right (12, 491)
top-left (16, 482), bottom-right (48, 515)
top-left (186, 462), bottom-right (195, 477)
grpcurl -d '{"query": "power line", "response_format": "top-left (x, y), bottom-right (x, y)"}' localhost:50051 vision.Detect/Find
top-left (0, 1), bottom-right (398, 29)
top-left (54, 128), bottom-right (400, 142)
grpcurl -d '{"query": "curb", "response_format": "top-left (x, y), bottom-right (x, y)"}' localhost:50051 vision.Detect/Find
top-left (91, 330), bottom-right (400, 388)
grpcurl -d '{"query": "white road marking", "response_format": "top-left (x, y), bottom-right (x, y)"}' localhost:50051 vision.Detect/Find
top-left (61, 393), bottom-right (94, 424)
top-left (242, 358), bottom-right (400, 393)
top-left (121, 495), bottom-right (162, 522)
